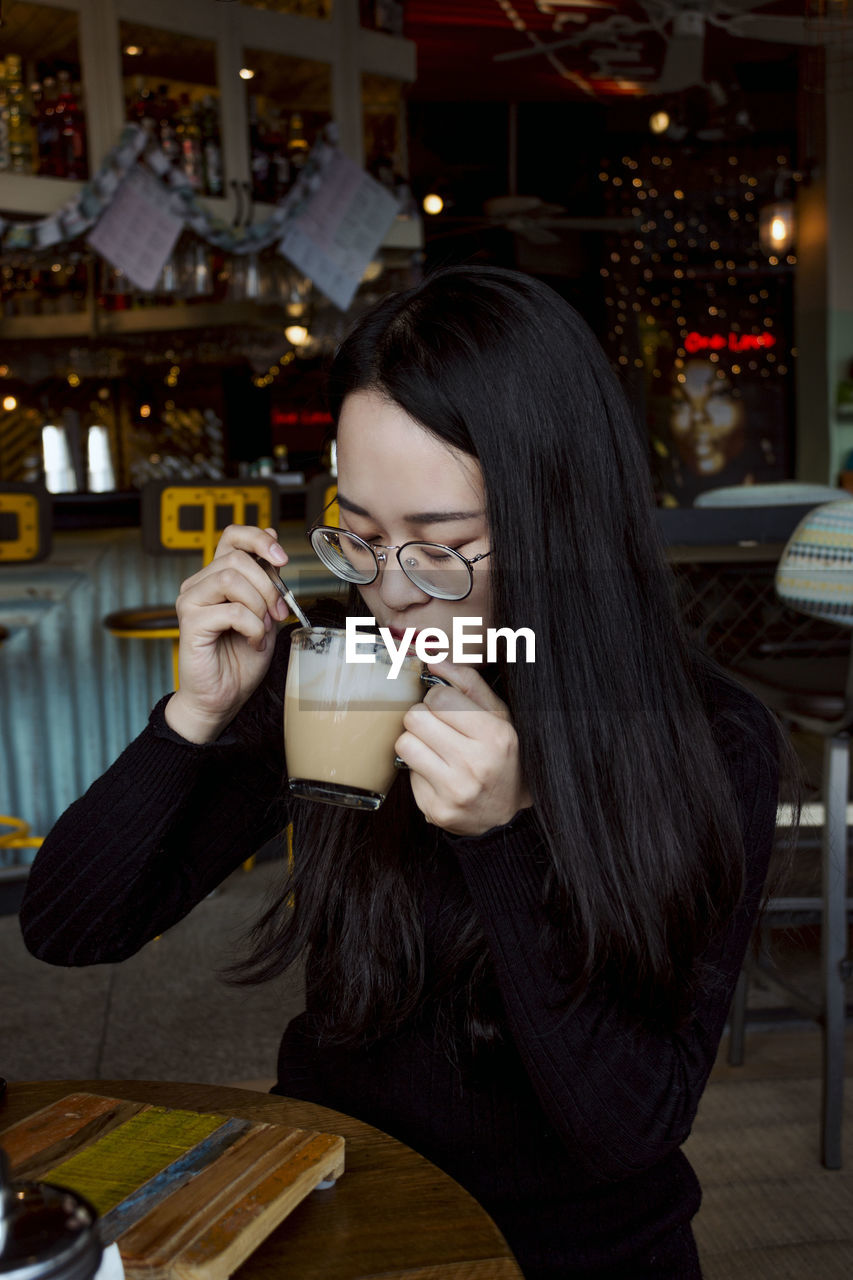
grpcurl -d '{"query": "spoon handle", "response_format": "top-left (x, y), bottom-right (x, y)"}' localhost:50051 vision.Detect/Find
top-left (251, 555), bottom-right (312, 628)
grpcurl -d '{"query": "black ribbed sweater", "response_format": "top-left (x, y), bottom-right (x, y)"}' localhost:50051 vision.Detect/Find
top-left (20, 626), bottom-right (779, 1279)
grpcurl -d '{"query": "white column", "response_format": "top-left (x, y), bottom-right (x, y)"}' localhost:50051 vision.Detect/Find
top-left (333, 0), bottom-right (363, 165)
top-left (79, 0), bottom-right (126, 167)
top-left (795, 69), bottom-right (853, 482)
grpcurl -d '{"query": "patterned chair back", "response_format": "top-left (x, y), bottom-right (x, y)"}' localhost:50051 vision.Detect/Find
top-left (776, 499), bottom-right (853, 626)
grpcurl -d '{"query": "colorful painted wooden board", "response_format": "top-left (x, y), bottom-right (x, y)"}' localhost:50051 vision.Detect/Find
top-left (1, 1092), bottom-right (345, 1280)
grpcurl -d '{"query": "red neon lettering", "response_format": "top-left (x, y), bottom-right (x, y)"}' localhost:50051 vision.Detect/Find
top-left (271, 410), bottom-right (334, 427)
top-left (685, 331), bottom-right (778, 355)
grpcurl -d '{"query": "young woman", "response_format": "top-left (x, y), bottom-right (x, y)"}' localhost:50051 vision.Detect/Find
top-left (21, 266), bottom-right (783, 1279)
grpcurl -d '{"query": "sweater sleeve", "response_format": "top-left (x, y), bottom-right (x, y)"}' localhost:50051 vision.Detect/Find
top-left (446, 695), bottom-right (779, 1184)
top-left (19, 626), bottom-right (293, 967)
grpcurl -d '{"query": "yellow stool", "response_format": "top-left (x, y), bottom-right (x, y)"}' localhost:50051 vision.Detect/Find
top-left (0, 815), bottom-right (43, 853)
top-left (0, 483), bottom-right (51, 564)
top-left (1, 489), bottom-right (50, 866)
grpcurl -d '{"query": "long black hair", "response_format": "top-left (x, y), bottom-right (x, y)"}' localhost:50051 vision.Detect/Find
top-left (233, 264), bottom-right (785, 1045)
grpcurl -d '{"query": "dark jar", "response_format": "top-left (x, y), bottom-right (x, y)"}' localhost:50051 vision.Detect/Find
top-left (0, 1149), bottom-right (102, 1280)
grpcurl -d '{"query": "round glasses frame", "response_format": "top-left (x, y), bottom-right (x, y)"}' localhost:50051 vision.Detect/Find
top-left (308, 524), bottom-right (491, 601)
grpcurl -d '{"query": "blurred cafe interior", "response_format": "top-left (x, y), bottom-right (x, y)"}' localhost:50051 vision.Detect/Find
top-left (2, 1), bottom-right (853, 1275)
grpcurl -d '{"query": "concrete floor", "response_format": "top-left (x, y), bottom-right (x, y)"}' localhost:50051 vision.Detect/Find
top-left (2, 861), bottom-right (301, 1088)
top-left (3, 855), bottom-right (851, 1280)
top-left (0, 844), bottom-right (837, 1090)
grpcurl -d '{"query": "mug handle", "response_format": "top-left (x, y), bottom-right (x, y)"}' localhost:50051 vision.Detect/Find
top-left (394, 671), bottom-right (451, 769)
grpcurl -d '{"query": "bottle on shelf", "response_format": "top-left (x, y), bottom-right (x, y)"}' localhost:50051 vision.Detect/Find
top-left (157, 84), bottom-right (179, 162)
top-left (249, 94), bottom-right (272, 202)
top-left (0, 61), bottom-right (11, 171)
top-left (56, 69), bottom-right (87, 180)
top-left (6, 55), bottom-right (33, 174)
top-left (266, 105), bottom-right (289, 201)
top-left (30, 78), bottom-right (44, 162)
top-left (199, 95), bottom-right (223, 197)
top-left (128, 77), bottom-right (158, 139)
top-left (176, 93), bottom-right (203, 188)
top-left (36, 76), bottom-right (61, 176)
top-left (286, 111), bottom-right (309, 181)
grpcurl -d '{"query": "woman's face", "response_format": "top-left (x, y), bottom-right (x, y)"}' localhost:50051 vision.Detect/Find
top-left (669, 359), bottom-right (746, 476)
top-left (334, 389), bottom-right (493, 649)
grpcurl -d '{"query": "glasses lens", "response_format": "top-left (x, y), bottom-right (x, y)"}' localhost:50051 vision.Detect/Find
top-left (311, 529), bottom-right (377, 583)
top-left (401, 544), bottom-right (473, 600)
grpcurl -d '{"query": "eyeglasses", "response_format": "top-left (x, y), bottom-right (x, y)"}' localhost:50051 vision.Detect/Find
top-left (309, 525), bottom-right (491, 601)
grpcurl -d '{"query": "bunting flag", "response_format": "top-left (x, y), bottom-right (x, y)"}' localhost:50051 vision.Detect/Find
top-left (0, 121), bottom-right (402, 311)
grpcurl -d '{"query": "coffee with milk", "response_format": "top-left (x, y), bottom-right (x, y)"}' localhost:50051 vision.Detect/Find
top-left (284, 627), bottom-right (427, 810)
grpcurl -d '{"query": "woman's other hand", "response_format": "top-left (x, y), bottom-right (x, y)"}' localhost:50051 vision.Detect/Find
top-left (164, 525), bottom-right (291, 743)
top-left (395, 662), bottom-right (533, 836)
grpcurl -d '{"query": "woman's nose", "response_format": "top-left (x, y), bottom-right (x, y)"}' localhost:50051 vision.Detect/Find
top-left (375, 562), bottom-right (428, 609)
top-left (688, 402), bottom-right (712, 429)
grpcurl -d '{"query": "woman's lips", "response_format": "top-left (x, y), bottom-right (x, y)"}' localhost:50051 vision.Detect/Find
top-left (385, 625), bottom-right (421, 646)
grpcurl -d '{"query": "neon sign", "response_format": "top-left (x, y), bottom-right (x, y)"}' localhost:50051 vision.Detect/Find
top-left (271, 409), bottom-right (333, 427)
top-left (685, 331), bottom-right (777, 354)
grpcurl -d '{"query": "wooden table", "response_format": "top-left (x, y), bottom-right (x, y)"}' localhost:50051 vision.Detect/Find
top-left (0, 1080), bottom-right (523, 1280)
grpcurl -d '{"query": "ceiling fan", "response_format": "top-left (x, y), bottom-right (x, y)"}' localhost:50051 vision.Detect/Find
top-left (478, 195), bottom-right (636, 243)
top-left (430, 102), bottom-right (637, 245)
top-left (494, 1), bottom-right (845, 95)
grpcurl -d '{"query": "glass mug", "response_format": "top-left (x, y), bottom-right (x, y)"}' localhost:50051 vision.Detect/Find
top-left (284, 627), bottom-right (445, 810)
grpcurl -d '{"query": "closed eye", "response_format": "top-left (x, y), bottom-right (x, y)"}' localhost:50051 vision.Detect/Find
top-left (418, 548), bottom-right (454, 563)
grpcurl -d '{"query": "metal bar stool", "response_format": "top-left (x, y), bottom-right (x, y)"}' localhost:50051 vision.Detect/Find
top-left (720, 499), bottom-right (853, 1169)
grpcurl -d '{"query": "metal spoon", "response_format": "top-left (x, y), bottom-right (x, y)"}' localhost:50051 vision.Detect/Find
top-left (252, 554), bottom-right (312, 629)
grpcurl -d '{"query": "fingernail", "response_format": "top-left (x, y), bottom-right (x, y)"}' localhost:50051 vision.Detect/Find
top-left (276, 597), bottom-right (290, 620)
top-left (264, 612), bottom-right (272, 632)
top-left (269, 542), bottom-right (286, 564)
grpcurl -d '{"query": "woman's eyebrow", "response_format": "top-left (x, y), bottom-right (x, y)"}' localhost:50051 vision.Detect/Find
top-left (336, 493), bottom-right (483, 525)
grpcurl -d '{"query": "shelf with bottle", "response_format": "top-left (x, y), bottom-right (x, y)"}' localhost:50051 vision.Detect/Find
top-left (121, 24), bottom-right (223, 201)
top-left (362, 70), bottom-right (415, 221)
top-left (242, 46), bottom-right (332, 207)
top-left (0, 1), bottom-right (90, 183)
top-left (0, 235), bottom-right (326, 338)
top-left (1, 246), bottom-right (92, 337)
top-left (0, 52), bottom-right (88, 184)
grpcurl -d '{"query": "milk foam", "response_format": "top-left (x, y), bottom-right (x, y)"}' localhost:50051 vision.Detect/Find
top-left (291, 637), bottom-right (423, 703)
